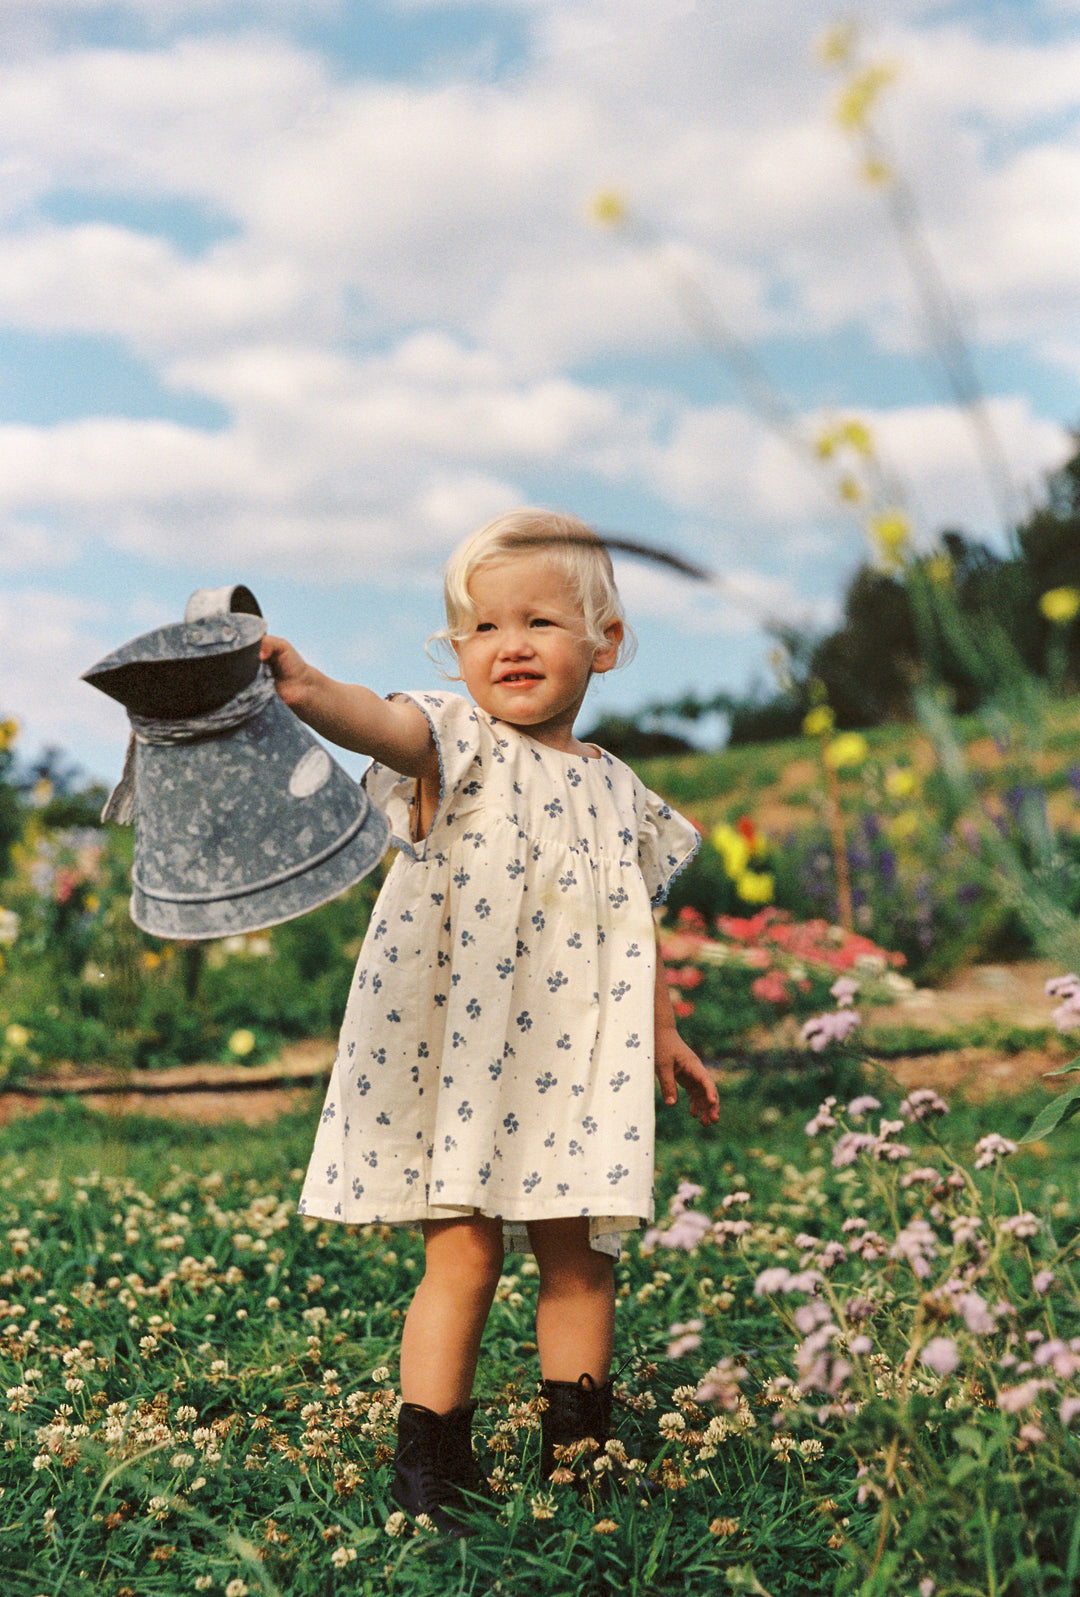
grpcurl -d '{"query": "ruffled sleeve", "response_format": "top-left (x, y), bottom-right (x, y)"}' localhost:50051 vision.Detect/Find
top-left (637, 785), bottom-right (701, 906)
top-left (362, 691), bottom-right (484, 860)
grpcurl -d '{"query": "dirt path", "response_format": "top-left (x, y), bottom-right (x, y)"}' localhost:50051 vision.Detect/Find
top-left (0, 961), bottom-right (1069, 1126)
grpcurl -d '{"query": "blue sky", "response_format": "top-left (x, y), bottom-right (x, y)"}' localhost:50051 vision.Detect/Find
top-left (1, 0), bottom-right (1078, 784)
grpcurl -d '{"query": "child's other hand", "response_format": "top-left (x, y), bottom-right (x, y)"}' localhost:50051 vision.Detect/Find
top-left (261, 634), bottom-right (312, 710)
top-left (654, 1031), bottom-right (720, 1125)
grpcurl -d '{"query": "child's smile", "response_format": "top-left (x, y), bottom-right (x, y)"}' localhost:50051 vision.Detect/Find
top-left (453, 553), bottom-right (621, 754)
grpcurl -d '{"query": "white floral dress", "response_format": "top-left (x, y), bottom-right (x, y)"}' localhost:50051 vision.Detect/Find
top-left (298, 692), bottom-right (699, 1255)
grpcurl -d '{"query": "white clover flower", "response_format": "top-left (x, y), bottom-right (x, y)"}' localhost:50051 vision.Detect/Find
top-left (384, 1510), bottom-right (408, 1538)
top-left (331, 1546), bottom-right (357, 1568)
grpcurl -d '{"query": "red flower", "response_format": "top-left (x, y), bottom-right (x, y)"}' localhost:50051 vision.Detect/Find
top-left (751, 970), bottom-right (790, 1005)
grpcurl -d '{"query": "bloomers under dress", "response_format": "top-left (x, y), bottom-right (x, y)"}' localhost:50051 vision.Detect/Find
top-left (298, 691), bottom-right (699, 1255)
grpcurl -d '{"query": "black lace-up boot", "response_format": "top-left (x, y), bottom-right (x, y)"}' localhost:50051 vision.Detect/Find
top-left (538, 1372), bottom-right (613, 1480)
top-left (390, 1400), bottom-right (484, 1535)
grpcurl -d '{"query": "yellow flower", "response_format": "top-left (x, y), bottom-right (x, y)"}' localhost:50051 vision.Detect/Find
top-left (818, 22), bottom-right (858, 67)
top-left (926, 552), bottom-right (953, 590)
top-left (803, 705), bottom-right (835, 738)
top-left (712, 824), bottom-right (750, 880)
top-left (824, 732), bottom-right (869, 770)
top-left (31, 777), bottom-right (54, 809)
top-left (837, 420), bottom-right (874, 455)
top-left (228, 1028), bottom-right (257, 1058)
top-left (884, 767), bottom-right (916, 800)
top-left (141, 950), bottom-right (162, 971)
top-left (0, 717), bottom-right (18, 751)
top-left (834, 62), bottom-right (897, 133)
top-left (736, 869), bottom-right (775, 905)
top-left (837, 473), bottom-right (863, 503)
top-left (591, 191), bottom-right (627, 228)
top-left (869, 510), bottom-right (910, 567)
top-left (1039, 587), bottom-right (1080, 625)
top-left (861, 155), bottom-right (892, 186)
top-left (5, 1023), bottom-right (30, 1050)
top-left (887, 810), bottom-right (918, 842)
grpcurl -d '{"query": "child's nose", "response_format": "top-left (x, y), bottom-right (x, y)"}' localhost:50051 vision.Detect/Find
top-left (499, 625), bottom-right (534, 655)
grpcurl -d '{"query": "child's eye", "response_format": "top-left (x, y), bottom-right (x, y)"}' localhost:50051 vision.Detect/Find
top-left (475, 621), bottom-right (496, 633)
top-left (530, 617), bottom-right (554, 628)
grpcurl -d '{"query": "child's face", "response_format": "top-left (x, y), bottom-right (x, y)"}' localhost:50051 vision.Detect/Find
top-left (453, 553), bottom-right (621, 751)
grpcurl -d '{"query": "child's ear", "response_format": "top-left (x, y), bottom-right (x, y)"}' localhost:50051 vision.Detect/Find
top-left (592, 619), bottom-right (623, 675)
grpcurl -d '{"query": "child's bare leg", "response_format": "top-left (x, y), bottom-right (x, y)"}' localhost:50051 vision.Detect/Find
top-left (398, 1213), bottom-right (504, 1412)
top-left (526, 1216), bottom-right (615, 1383)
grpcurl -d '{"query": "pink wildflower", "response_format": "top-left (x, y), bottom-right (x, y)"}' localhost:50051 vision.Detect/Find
top-left (997, 1379), bottom-right (1047, 1413)
top-left (1033, 1270), bottom-right (1056, 1294)
top-left (973, 1134), bottom-right (1017, 1170)
top-left (1059, 1396), bottom-right (1080, 1426)
top-left (998, 1211), bottom-right (1039, 1239)
top-left (920, 1337), bottom-right (960, 1377)
top-left (695, 1357), bottom-right (747, 1411)
top-left (800, 1009), bottom-right (861, 1051)
top-left (958, 1292), bottom-right (995, 1335)
top-left (831, 1130), bottom-right (876, 1168)
top-left (667, 1319), bottom-right (704, 1359)
top-left (1046, 973), bottom-right (1080, 1032)
top-left (845, 1094), bottom-right (881, 1118)
top-left (830, 976), bottom-right (860, 1007)
top-left (898, 1087), bottom-right (948, 1122)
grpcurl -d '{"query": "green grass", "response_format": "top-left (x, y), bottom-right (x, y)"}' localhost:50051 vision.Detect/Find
top-left (2, 1085), bottom-right (1079, 1596)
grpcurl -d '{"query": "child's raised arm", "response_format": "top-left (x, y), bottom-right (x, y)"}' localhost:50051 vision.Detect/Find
top-left (261, 635), bottom-right (437, 781)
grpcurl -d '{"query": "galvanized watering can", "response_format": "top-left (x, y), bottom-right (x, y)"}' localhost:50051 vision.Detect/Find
top-left (83, 585), bottom-right (390, 940)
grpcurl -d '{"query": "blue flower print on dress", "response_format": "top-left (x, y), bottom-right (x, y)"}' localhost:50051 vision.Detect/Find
top-left (352, 1179), bottom-right (364, 1199)
top-left (321, 1102), bottom-right (336, 1123)
top-left (404, 1168), bottom-right (419, 1186)
top-left (355, 1074), bottom-right (372, 1095)
top-left (326, 1164), bottom-right (338, 1184)
top-left (458, 1101), bottom-right (473, 1121)
top-left (296, 690), bottom-right (702, 1236)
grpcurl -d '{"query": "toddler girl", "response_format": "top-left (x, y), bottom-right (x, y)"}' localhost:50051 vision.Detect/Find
top-left (261, 508), bottom-right (719, 1531)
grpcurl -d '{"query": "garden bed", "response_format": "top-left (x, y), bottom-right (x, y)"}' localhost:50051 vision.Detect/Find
top-left (0, 960), bottom-right (1067, 1127)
